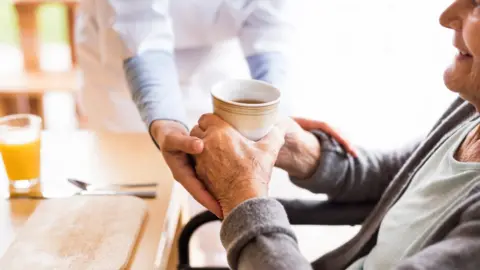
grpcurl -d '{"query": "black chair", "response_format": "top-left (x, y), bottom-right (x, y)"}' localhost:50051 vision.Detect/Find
top-left (177, 199), bottom-right (376, 270)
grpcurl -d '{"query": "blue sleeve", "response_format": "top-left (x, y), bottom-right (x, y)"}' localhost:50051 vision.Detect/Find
top-left (123, 51), bottom-right (188, 131)
top-left (246, 52), bottom-right (292, 115)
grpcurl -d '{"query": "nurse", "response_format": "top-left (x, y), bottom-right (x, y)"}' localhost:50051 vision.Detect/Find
top-left (75, 0), bottom-right (298, 217)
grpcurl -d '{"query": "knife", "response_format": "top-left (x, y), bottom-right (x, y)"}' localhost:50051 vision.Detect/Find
top-left (67, 178), bottom-right (158, 190)
top-left (7, 190), bottom-right (157, 199)
top-left (79, 190), bottom-right (157, 198)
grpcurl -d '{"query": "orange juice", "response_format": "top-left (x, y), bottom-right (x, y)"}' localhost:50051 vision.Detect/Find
top-left (0, 138), bottom-right (41, 181)
top-left (0, 114), bottom-right (42, 189)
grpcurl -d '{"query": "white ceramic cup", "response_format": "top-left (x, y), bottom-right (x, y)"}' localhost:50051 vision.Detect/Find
top-left (211, 79), bottom-right (281, 141)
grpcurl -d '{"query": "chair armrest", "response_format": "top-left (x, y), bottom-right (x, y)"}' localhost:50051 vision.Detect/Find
top-left (177, 199), bottom-right (376, 269)
top-left (178, 210), bottom-right (220, 270)
top-left (278, 199), bottom-right (375, 226)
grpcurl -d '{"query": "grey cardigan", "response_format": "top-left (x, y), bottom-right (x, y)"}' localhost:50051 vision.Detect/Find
top-left (220, 97), bottom-right (480, 270)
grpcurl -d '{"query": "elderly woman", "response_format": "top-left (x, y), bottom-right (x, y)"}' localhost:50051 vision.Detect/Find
top-left (190, 0), bottom-right (480, 269)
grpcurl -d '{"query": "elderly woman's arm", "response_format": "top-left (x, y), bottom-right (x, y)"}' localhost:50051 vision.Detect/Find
top-left (221, 177), bottom-right (480, 270)
top-left (289, 130), bottom-right (420, 202)
top-left (221, 198), bottom-right (312, 270)
top-left (275, 118), bottom-right (420, 203)
top-left (283, 98), bottom-right (466, 203)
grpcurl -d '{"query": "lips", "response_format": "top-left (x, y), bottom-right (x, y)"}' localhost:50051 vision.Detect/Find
top-left (456, 50), bottom-right (473, 62)
top-left (459, 51), bottom-right (472, 57)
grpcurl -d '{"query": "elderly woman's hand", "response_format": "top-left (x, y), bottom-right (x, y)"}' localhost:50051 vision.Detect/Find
top-left (191, 114), bottom-right (286, 218)
top-left (276, 117), bottom-right (356, 179)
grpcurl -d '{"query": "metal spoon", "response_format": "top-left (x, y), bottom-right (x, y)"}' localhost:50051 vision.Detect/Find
top-left (67, 178), bottom-right (157, 191)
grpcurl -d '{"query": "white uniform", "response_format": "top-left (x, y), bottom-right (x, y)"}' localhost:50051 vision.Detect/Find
top-left (75, 0), bottom-right (296, 131)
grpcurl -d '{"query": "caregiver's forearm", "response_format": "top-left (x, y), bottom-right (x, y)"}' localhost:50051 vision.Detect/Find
top-left (221, 198), bottom-right (312, 270)
top-left (246, 52), bottom-right (288, 88)
top-left (246, 52), bottom-right (292, 114)
top-left (124, 51), bottom-right (188, 131)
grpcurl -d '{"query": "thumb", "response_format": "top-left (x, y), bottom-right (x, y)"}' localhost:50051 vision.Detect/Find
top-left (162, 132), bottom-right (204, 154)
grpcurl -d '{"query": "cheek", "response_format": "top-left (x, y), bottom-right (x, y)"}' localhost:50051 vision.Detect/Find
top-left (465, 17), bottom-right (480, 57)
top-left (463, 17), bottom-right (480, 87)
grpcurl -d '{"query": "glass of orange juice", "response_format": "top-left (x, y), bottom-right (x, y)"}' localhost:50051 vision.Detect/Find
top-left (0, 114), bottom-right (42, 190)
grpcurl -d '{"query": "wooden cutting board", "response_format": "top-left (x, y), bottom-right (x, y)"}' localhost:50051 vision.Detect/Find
top-left (0, 196), bottom-right (147, 270)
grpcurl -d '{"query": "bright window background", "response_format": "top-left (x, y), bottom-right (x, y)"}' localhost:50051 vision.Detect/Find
top-left (288, 0), bottom-right (457, 150)
top-left (0, 0), bottom-right (458, 143)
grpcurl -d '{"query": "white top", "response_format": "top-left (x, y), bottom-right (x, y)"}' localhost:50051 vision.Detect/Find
top-left (75, 0), bottom-right (298, 131)
top-left (78, 0), bottom-right (298, 61)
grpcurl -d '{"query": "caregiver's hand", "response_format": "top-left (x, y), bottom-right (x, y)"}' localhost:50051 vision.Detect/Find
top-left (191, 114), bottom-right (286, 218)
top-left (275, 117), bottom-right (356, 180)
top-left (150, 120), bottom-right (222, 218)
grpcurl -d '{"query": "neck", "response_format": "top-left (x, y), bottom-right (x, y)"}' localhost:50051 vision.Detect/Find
top-left (467, 95), bottom-right (480, 113)
top-left (471, 125), bottom-right (480, 143)
top-left (458, 92), bottom-right (480, 113)
top-left (457, 124), bottom-right (480, 162)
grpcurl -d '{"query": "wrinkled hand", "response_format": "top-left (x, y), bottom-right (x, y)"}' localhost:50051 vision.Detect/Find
top-left (276, 117), bottom-right (356, 179)
top-left (151, 120), bottom-right (222, 218)
top-left (191, 114), bottom-right (286, 217)
top-left (294, 117), bottom-right (355, 155)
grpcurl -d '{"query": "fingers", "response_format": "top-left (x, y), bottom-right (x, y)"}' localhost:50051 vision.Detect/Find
top-left (293, 117), bottom-right (357, 157)
top-left (173, 168), bottom-right (223, 219)
top-left (293, 117), bottom-right (328, 131)
top-left (190, 125), bottom-right (205, 139)
top-left (198, 113), bottom-right (228, 131)
top-left (165, 153), bottom-right (223, 218)
top-left (162, 132), bottom-right (204, 154)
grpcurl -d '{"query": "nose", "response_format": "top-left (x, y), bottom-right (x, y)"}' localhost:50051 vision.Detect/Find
top-left (439, 3), bottom-right (462, 31)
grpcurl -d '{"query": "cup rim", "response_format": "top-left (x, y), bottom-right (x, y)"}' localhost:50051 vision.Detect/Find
top-left (211, 79), bottom-right (281, 107)
top-left (0, 114), bottom-right (42, 127)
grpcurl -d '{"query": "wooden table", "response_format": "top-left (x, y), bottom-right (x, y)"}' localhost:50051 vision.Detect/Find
top-left (0, 132), bottom-right (185, 269)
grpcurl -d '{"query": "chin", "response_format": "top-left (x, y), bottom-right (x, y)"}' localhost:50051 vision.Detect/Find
top-left (444, 76), bottom-right (480, 109)
top-left (443, 73), bottom-right (460, 93)
top-left (443, 67), bottom-right (466, 93)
